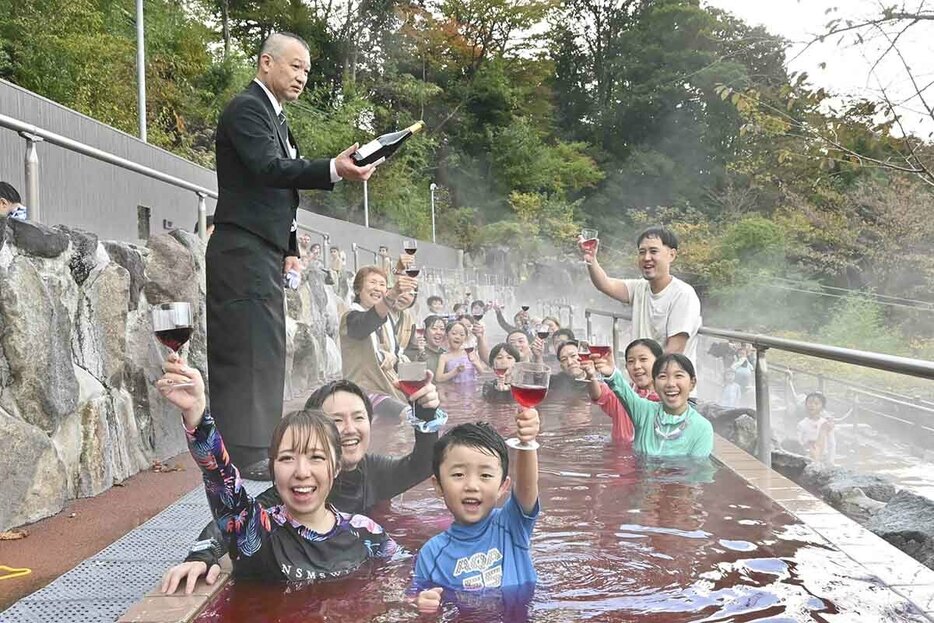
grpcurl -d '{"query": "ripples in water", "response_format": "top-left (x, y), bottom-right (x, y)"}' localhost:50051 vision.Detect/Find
top-left (196, 383), bottom-right (930, 622)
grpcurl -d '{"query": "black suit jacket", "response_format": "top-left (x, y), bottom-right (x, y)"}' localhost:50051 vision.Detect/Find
top-left (214, 81), bottom-right (333, 255)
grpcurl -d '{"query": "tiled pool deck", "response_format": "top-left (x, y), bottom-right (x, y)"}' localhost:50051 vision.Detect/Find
top-left (3, 436), bottom-right (933, 622)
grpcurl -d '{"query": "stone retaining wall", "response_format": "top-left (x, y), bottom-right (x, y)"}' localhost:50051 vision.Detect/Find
top-left (0, 217), bottom-right (340, 530)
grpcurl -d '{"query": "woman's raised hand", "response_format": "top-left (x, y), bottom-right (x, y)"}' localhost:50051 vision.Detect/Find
top-left (157, 354), bottom-right (206, 429)
top-left (591, 349), bottom-right (616, 377)
top-left (393, 274), bottom-right (417, 294)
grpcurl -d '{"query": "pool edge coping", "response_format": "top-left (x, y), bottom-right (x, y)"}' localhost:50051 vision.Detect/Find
top-left (117, 435), bottom-right (934, 622)
top-left (713, 434), bottom-right (934, 620)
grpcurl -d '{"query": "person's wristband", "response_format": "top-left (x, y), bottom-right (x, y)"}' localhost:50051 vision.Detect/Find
top-left (408, 406), bottom-right (448, 432)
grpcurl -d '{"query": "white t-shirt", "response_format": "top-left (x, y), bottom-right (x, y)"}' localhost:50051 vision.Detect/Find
top-left (622, 277), bottom-right (702, 368)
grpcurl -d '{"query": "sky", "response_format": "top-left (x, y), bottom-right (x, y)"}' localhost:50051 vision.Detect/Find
top-left (704, 0), bottom-right (934, 137)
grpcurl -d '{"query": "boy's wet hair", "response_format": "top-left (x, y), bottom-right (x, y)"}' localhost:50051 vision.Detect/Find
top-left (268, 409), bottom-right (342, 480)
top-left (433, 422), bottom-right (509, 485)
top-left (651, 352), bottom-right (696, 381)
top-left (427, 295), bottom-right (443, 306)
top-left (636, 226), bottom-right (679, 250)
top-left (306, 379), bottom-right (374, 421)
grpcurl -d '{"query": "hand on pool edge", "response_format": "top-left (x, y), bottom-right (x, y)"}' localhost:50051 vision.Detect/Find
top-left (416, 587), bottom-right (443, 614)
top-left (160, 560), bottom-right (221, 595)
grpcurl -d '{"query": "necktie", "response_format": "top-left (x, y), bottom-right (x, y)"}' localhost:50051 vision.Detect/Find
top-left (277, 110), bottom-right (286, 126)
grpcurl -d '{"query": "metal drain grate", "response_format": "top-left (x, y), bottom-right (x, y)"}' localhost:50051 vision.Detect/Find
top-left (1, 599), bottom-right (131, 623)
top-left (1, 478), bottom-right (272, 623)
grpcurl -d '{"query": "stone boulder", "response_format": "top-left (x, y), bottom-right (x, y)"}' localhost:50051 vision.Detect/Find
top-left (0, 255), bottom-right (78, 433)
top-left (77, 387), bottom-right (149, 496)
top-left (72, 262), bottom-right (130, 387)
top-left (54, 225), bottom-right (102, 286)
top-left (0, 215), bottom-right (9, 253)
top-left (868, 491), bottom-right (934, 569)
top-left (143, 233), bottom-right (199, 306)
top-left (0, 406), bottom-right (68, 530)
top-left (801, 462), bottom-right (897, 512)
top-left (836, 487), bottom-right (887, 524)
top-left (770, 449), bottom-right (810, 480)
top-left (103, 241), bottom-right (147, 310)
top-left (10, 219), bottom-right (69, 258)
top-left (728, 414), bottom-right (758, 454)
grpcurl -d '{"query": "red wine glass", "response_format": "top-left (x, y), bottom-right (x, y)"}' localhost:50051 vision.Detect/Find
top-left (398, 361), bottom-right (428, 410)
top-left (508, 362), bottom-right (550, 450)
top-left (581, 228), bottom-right (598, 264)
top-left (589, 345), bottom-right (611, 360)
top-left (405, 266), bottom-right (421, 278)
top-left (152, 302), bottom-right (194, 389)
top-left (535, 324), bottom-right (551, 341)
top-left (403, 239), bottom-right (418, 255)
top-left (520, 305), bottom-right (530, 312)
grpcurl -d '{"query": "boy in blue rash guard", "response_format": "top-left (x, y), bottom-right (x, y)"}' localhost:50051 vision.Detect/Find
top-left (414, 409), bottom-right (541, 614)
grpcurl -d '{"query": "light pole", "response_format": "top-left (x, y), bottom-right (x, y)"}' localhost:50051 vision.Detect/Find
top-left (136, 0), bottom-right (147, 142)
top-left (363, 180), bottom-right (369, 228)
top-left (429, 182), bottom-right (437, 243)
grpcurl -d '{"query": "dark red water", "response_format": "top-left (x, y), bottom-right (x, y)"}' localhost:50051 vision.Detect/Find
top-left (195, 384), bottom-right (928, 622)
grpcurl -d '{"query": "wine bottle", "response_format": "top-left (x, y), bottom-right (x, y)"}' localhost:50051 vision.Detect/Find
top-left (352, 121), bottom-right (425, 166)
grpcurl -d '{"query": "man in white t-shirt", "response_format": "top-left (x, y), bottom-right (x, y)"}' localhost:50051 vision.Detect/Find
top-left (579, 226), bottom-right (702, 368)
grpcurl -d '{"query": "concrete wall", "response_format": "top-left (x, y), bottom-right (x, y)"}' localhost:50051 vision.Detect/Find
top-left (0, 79), bottom-right (462, 268)
top-left (0, 79), bottom-right (217, 242)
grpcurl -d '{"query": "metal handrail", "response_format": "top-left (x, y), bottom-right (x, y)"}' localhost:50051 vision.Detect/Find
top-left (584, 307), bottom-right (934, 467)
top-left (351, 242), bottom-right (379, 273)
top-left (295, 223), bottom-right (330, 270)
top-left (0, 112), bottom-right (216, 241)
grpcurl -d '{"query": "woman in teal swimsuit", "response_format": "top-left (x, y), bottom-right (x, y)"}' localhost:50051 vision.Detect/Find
top-left (592, 351), bottom-right (713, 458)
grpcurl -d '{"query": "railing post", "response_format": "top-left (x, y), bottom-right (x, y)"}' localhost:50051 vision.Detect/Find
top-left (20, 131), bottom-right (42, 223)
top-left (585, 311), bottom-right (593, 343)
top-left (323, 234), bottom-right (331, 271)
top-left (196, 192), bottom-right (207, 243)
top-left (754, 345), bottom-right (772, 467)
top-left (352, 242), bottom-right (359, 273)
top-left (612, 318), bottom-right (621, 359)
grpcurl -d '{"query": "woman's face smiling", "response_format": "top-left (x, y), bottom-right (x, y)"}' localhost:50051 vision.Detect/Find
top-left (427, 319), bottom-right (446, 348)
top-left (358, 273), bottom-right (387, 308)
top-left (626, 344), bottom-right (656, 391)
top-left (274, 428), bottom-right (337, 526)
top-left (653, 361), bottom-right (696, 414)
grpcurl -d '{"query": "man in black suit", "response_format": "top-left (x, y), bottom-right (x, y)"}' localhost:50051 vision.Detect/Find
top-left (207, 32), bottom-right (376, 476)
